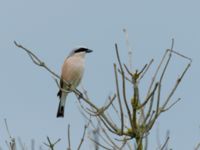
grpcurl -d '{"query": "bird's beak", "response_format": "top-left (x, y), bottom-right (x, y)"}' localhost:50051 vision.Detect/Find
top-left (86, 49), bottom-right (93, 53)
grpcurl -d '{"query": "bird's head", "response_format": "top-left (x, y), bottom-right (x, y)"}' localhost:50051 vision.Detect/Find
top-left (68, 47), bottom-right (93, 58)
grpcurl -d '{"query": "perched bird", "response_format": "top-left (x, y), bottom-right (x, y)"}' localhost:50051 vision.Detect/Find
top-left (57, 47), bottom-right (92, 117)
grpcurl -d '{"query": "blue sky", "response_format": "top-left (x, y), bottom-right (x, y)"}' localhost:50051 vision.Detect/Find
top-left (0, 0), bottom-right (200, 149)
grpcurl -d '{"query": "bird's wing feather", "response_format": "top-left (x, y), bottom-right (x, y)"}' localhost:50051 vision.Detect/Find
top-left (57, 79), bottom-right (63, 98)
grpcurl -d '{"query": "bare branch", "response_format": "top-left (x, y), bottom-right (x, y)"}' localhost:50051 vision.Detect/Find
top-left (43, 136), bottom-right (61, 150)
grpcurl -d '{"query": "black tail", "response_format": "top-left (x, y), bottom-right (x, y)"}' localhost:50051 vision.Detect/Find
top-left (57, 101), bottom-right (65, 118)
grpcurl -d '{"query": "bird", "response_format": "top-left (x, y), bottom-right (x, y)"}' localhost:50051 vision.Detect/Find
top-left (57, 47), bottom-right (92, 118)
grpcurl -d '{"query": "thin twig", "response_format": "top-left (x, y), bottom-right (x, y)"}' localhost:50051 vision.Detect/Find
top-left (137, 82), bottom-right (159, 109)
top-left (115, 44), bottom-right (132, 130)
top-left (18, 137), bottom-right (26, 150)
top-left (77, 124), bottom-right (89, 150)
top-left (114, 63), bottom-right (124, 134)
top-left (31, 139), bottom-right (35, 150)
top-left (161, 98), bottom-right (181, 112)
top-left (67, 125), bottom-right (71, 150)
top-left (43, 136), bottom-right (61, 150)
top-left (88, 137), bottom-right (113, 150)
top-left (195, 142), bottom-right (200, 150)
top-left (160, 136), bottom-right (170, 150)
top-left (139, 59), bottom-right (154, 81)
top-left (118, 69), bottom-right (132, 83)
top-left (161, 62), bottom-right (191, 110)
top-left (4, 119), bottom-right (16, 150)
top-left (123, 28), bottom-right (133, 71)
top-left (89, 121), bottom-right (115, 148)
top-left (143, 91), bottom-right (155, 124)
top-left (4, 119), bottom-right (12, 139)
top-left (101, 127), bottom-right (119, 149)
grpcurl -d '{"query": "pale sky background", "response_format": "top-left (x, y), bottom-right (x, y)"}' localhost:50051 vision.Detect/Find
top-left (0, 0), bottom-right (200, 149)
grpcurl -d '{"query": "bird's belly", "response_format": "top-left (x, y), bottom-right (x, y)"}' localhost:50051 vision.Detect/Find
top-left (62, 63), bottom-right (84, 90)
